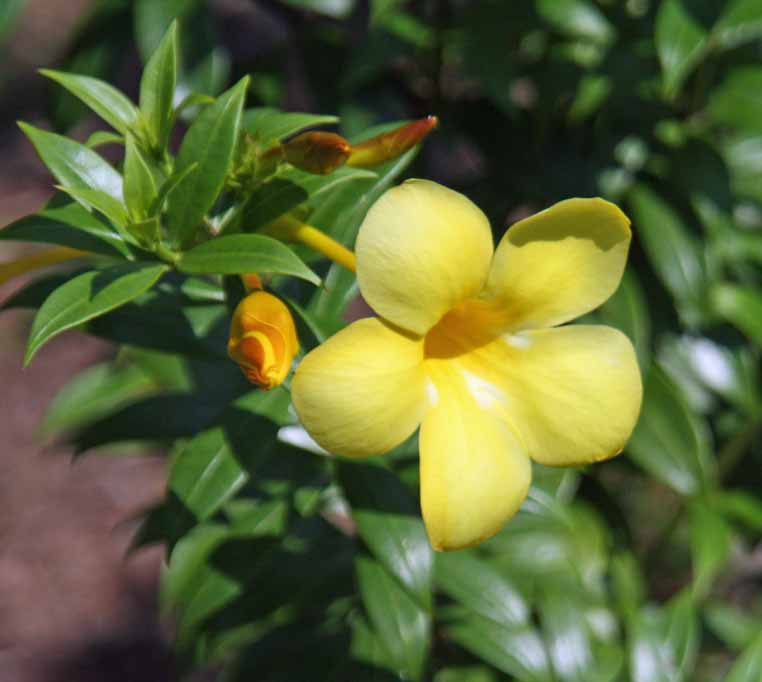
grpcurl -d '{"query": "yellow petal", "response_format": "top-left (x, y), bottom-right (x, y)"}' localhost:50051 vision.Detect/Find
top-left (441, 324), bottom-right (642, 467)
top-left (356, 179), bottom-right (494, 335)
top-left (420, 364), bottom-right (531, 551)
top-left (291, 317), bottom-right (426, 458)
top-left (485, 198), bottom-right (631, 330)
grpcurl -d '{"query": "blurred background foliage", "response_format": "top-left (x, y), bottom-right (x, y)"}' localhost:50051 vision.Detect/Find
top-left (2, 0), bottom-right (762, 681)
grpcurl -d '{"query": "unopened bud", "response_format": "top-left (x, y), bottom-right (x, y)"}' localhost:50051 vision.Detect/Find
top-left (347, 116), bottom-right (438, 168)
top-left (282, 131), bottom-right (351, 175)
top-left (241, 272), bottom-right (263, 292)
top-left (228, 290), bottom-right (299, 390)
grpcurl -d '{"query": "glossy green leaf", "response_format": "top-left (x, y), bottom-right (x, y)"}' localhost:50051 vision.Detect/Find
top-left (611, 552), bottom-right (645, 621)
top-left (57, 185), bottom-right (129, 231)
top-left (705, 602), bottom-right (762, 652)
top-left (445, 609), bottom-right (554, 682)
top-left (124, 135), bottom-right (157, 221)
top-left (708, 68), bottom-right (762, 133)
top-left (627, 363), bottom-right (713, 495)
top-left (167, 77), bottom-right (248, 247)
top-left (597, 267), bottom-right (651, 370)
top-left (434, 667), bottom-right (499, 682)
top-left (435, 551), bottom-right (528, 628)
top-left (177, 234), bottom-right (319, 284)
top-left (629, 590), bottom-right (699, 682)
top-left (727, 632), bottom-right (762, 682)
top-left (714, 0), bottom-right (762, 49)
top-left (0, 202), bottom-right (129, 257)
top-left (242, 108), bottom-right (339, 144)
top-left (240, 165), bottom-right (376, 231)
top-left (689, 500), bottom-right (732, 598)
top-left (85, 131), bottom-right (124, 149)
top-left (19, 123), bottom-right (124, 201)
top-left (279, 0), bottom-right (356, 19)
top-left (711, 489), bottom-right (762, 531)
top-left (655, 0), bottom-right (709, 97)
top-left (139, 20), bottom-right (178, 151)
top-left (535, 0), bottom-right (614, 44)
top-left (40, 69), bottom-right (139, 136)
top-left (628, 184), bottom-right (707, 325)
top-left (42, 362), bottom-right (155, 434)
top-left (355, 555), bottom-right (430, 681)
top-left (711, 284), bottom-right (762, 344)
top-left (161, 523), bottom-right (241, 648)
top-left (169, 403), bottom-right (280, 522)
top-left (339, 461), bottom-right (433, 609)
top-left (25, 263), bottom-right (167, 365)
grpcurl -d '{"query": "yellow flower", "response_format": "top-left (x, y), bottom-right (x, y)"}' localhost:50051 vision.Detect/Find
top-left (291, 180), bottom-right (642, 551)
top-left (228, 289), bottom-right (299, 390)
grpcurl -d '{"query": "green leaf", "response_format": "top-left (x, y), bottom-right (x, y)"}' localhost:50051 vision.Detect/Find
top-left (0, 0), bottom-right (25, 43)
top-left (25, 262), bottom-right (168, 365)
top-left (535, 0), bottom-right (614, 44)
top-left (711, 489), bottom-right (762, 531)
top-left (19, 123), bottom-right (124, 202)
top-left (124, 135), bottom-right (158, 221)
top-left (611, 551), bottom-right (646, 621)
top-left (714, 0), bottom-right (762, 49)
top-left (689, 500), bottom-right (732, 599)
top-left (167, 77), bottom-right (248, 247)
top-left (629, 590), bottom-right (699, 682)
top-left (240, 165), bottom-right (376, 232)
top-left (161, 522), bottom-right (242, 647)
top-left (445, 609), bottom-right (554, 682)
top-left (42, 362), bottom-right (155, 435)
top-left (434, 667), bottom-right (499, 682)
top-left (168, 406), bottom-right (279, 521)
top-left (355, 555), bottom-right (430, 681)
top-left (0, 202), bottom-right (129, 257)
top-left (40, 69), bottom-right (140, 136)
top-left (338, 461), bottom-right (433, 609)
top-left (177, 234), bottom-right (320, 285)
top-left (597, 267), bottom-right (651, 370)
top-left (655, 0), bottom-right (709, 97)
top-left (152, 161), bottom-right (199, 215)
top-left (704, 602), bottom-right (762, 651)
top-left (57, 185), bottom-right (129, 231)
top-left (708, 67), bottom-right (762, 133)
top-left (139, 20), bottom-right (178, 151)
top-left (279, 0), bottom-right (356, 19)
top-left (242, 108), bottom-right (339, 144)
top-left (627, 363), bottom-right (713, 495)
top-left (85, 130), bottom-right (124, 149)
top-left (435, 551), bottom-right (528, 628)
top-left (711, 284), bottom-right (762, 343)
top-left (628, 185), bottom-right (707, 325)
top-left (727, 632), bottom-right (762, 682)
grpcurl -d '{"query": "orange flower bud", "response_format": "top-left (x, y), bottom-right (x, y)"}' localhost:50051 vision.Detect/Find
top-left (282, 131), bottom-right (351, 175)
top-left (228, 290), bottom-right (299, 390)
top-left (347, 116), bottom-right (438, 168)
top-left (241, 272), bottom-right (263, 292)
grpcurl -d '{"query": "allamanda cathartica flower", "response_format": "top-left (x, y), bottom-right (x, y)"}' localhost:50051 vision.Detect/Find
top-left (291, 179), bottom-right (643, 551)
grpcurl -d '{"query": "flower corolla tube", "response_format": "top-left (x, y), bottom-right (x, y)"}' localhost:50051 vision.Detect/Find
top-left (292, 179), bottom-right (642, 550)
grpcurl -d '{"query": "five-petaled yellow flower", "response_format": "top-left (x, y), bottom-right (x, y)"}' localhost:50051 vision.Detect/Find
top-left (292, 180), bottom-right (642, 551)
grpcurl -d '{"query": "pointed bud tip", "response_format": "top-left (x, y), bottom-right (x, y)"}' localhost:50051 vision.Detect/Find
top-left (283, 131), bottom-right (351, 175)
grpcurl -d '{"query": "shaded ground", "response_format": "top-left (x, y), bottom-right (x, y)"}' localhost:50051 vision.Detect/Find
top-left (0, 2), bottom-right (171, 679)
